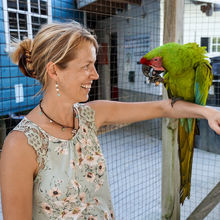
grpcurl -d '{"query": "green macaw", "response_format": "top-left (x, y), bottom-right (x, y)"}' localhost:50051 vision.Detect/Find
top-left (140, 42), bottom-right (213, 204)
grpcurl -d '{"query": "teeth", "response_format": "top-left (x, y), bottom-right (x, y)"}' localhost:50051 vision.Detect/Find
top-left (81, 85), bottom-right (91, 89)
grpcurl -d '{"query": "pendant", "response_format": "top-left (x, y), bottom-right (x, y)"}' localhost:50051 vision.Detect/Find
top-left (49, 120), bottom-right (53, 123)
top-left (61, 127), bottom-right (65, 131)
top-left (72, 129), bottom-right (77, 135)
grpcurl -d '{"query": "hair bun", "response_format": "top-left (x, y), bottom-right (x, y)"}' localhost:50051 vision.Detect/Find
top-left (10, 38), bottom-right (36, 78)
top-left (18, 52), bottom-right (36, 78)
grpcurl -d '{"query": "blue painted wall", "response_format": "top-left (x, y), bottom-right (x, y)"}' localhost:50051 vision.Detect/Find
top-left (0, 0), bottom-right (83, 116)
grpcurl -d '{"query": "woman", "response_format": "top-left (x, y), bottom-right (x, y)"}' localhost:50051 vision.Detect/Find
top-left (0, 21), bottom-right (220, 220)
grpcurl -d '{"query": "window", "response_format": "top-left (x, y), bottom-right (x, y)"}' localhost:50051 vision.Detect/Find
top-left (3, 0), bottom-right (52, 51)
top-left (201, 37), bottom-right (220, 54)
top-left (212, 37), bottom-right (220, 53)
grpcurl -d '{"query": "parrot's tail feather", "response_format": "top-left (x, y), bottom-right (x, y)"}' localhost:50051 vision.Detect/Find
top-left (178, 118), bottom-right (196, 204)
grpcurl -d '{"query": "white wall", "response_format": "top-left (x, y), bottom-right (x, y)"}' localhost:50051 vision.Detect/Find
top-left (96, 0), bottom-right (220, 96)
top-left (97, 0), bottom-right (162, 95)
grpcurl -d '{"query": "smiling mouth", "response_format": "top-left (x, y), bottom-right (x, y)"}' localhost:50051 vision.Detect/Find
top-left (81, 84), bottom-right (91, 89)
top-left (142, 65), bottom-right (164, 85)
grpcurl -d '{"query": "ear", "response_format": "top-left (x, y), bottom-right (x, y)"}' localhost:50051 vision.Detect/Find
top-left (46, 61), bottom-right (58, 81)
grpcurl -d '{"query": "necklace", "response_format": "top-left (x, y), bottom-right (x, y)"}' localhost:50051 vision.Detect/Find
top-left (39, 100), bottom-right (79, 136)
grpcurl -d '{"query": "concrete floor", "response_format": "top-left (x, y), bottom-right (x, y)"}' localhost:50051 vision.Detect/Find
top-left (99, 122), bottom-right (220, 220)
top-left (0, 121), bottom-right (219, 220)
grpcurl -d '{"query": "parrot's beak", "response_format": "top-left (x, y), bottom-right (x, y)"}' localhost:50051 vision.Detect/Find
top-left (142, 64), bottom-right (165, 85)
top-left (139, 57), bottom-right (165, 86)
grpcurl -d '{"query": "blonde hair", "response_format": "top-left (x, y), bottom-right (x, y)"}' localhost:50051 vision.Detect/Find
top-left (10, 21), bottom-right (98, 92)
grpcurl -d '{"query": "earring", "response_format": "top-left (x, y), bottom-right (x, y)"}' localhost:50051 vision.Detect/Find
top-left (56, 81), bottom-right (60, 96)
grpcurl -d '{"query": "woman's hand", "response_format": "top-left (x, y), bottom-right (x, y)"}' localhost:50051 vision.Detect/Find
top-left (206, 108), bottom-right (220, 135)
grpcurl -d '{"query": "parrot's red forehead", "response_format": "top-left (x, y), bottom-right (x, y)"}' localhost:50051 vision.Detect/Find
top-left (140, 57), bottom-right (150, 65)
top-left (140, 56), bottom-right (165, 71)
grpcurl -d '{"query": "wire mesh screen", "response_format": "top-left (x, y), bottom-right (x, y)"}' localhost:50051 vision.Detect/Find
top-left (182, 0), bottom-right (220, 219)
top-left (0, 0), bottom-right (163, 219)
top-left (91, 1), bottom-right (163, 218)
top-left (0, 0), bottom-right (220, 220)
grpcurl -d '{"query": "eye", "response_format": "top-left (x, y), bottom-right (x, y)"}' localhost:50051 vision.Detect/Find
top-left (83, 64), bottom-right (89, 71)
top-left (155, 58), bottom-right (158, 61)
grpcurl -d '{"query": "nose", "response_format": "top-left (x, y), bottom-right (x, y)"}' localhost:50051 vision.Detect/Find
top-left (91, 65), bottom-right (99, 80)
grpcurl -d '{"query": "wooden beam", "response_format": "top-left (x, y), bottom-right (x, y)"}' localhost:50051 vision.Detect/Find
top-left (163, 0), bottom-right (184, 44)
top-left (187, 181), bottom-right (220, 220)
top-left (162, 0), bottom-right (184, 220)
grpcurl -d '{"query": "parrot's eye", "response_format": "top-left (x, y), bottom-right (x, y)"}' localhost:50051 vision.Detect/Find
top-left (155, 58), bottom-right (157, 61)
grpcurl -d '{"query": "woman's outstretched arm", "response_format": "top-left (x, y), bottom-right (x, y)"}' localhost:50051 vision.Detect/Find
top-left (87, 99), bottom-right (220, 134)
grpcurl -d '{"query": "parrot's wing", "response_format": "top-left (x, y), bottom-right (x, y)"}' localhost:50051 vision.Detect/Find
top-left (179, 62), bottom-right (213, 204)
top-left (194, 62), bottom-right (213, 106)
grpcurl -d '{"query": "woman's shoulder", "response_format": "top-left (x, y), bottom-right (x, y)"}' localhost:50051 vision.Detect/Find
top-left (2, 118), bottom-right (46, 176)
top-left (5, 109), bottom-right (49, 156)
top-left (3, 122), bottom-right (41, 156)
top-left (77, 102), bottom-right (96, 122)
top-left (85, 100), bottom-right (116, 128)
top-left (84, 100), bottom-right (111, 117)
top-left (1, 129), bottom-right (38, 171)
top-left (1, 130), bottom-right (38, 190)
top-left (4, 129), bottom-right (30, 148)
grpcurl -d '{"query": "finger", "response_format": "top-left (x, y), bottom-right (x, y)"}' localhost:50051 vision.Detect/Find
top-left (211, 121), bottom-right (220, 135)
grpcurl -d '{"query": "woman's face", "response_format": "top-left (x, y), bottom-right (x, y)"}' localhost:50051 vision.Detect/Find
top-left (56, 41), bottom-right (99, 103)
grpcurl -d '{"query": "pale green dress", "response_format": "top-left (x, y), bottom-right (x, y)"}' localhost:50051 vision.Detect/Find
top-left (13, 104), bottom-right (114, 220)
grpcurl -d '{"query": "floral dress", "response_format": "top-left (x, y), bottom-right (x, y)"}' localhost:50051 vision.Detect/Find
top-left (13, 104), bottom-right (114, 220)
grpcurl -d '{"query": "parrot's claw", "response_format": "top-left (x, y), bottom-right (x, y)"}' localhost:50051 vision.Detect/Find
top-left (171, 97), bottom-right (184, 107)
